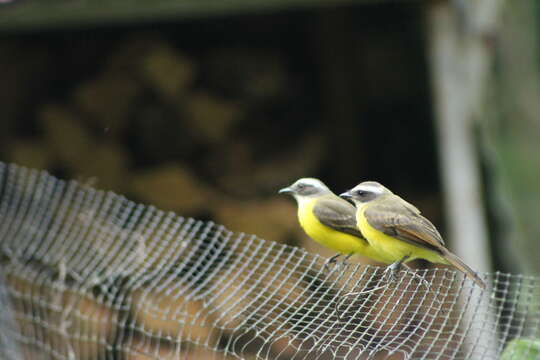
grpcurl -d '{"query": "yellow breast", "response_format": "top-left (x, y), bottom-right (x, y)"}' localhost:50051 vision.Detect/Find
top-left (297, 198), bottom-right (386, 262)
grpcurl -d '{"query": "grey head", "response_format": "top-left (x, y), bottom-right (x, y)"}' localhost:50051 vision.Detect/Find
top-left (279, 178), bottom-right (331, 199)
top-left (340, 181), bottom-right (393, 204)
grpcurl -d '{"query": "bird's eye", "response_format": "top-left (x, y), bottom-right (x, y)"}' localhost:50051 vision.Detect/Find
top-left (355, 190), bottom-right (367, 197)
top-left (297, 183), bottom-right (306, 189)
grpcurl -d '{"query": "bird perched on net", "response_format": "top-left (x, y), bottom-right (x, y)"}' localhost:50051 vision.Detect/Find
top-left (340, 181), bottom-right (486, 289)
top-left (279, 178), bottom-right (388, 269)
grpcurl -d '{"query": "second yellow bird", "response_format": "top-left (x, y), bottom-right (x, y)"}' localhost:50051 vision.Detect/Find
top-left (340, 181), bottom-right (486, 289)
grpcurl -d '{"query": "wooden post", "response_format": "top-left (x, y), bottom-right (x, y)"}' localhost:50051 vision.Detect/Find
top-left (425, 0), bottom-right (503, 357)
top-left (425, 0), bottom-right (501, 275)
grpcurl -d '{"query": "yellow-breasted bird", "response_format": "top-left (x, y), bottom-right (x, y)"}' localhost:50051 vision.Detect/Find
top-left (340, 181), bottom-right (486, 289)
top-left (279, 178), bottom-right (387, 266)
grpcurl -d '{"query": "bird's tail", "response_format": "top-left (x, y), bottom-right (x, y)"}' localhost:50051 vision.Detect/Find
top-left (441, 250), bottom-right (487, 290)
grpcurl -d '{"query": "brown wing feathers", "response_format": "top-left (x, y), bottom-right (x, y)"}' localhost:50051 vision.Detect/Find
top-left (365, 202), bottom-right (444, 252)
top-left (313, 197), bottom-right (368, 241)
top-left (365, 196), bottom-right (486, 289)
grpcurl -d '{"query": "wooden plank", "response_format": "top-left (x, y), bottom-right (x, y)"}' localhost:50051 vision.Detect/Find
top-left (0, 0), bottom-right (391, 31)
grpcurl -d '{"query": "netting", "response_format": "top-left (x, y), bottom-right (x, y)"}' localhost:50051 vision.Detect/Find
top-left (0, 162), bottom-right (539, 360)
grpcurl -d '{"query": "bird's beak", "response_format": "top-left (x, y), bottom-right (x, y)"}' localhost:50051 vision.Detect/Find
top-left (340, 191), bottom-right (352, 199)
top-left (279, 187), bottom-right (293, 194)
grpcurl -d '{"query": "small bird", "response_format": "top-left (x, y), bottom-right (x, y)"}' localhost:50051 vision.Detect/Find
top-left (340, 181), bottom-right (486, 289)
top-left (279, 178), bottom-right (388, 267)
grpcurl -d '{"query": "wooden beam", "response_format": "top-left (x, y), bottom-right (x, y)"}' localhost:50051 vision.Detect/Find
top-left (0, 0), bottom-right (388, 31)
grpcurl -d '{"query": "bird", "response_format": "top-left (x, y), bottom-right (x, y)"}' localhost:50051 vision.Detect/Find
top-left (340, 181), bottom-right (486, 289)
top-left (279, 178), bottom-right (388, 268)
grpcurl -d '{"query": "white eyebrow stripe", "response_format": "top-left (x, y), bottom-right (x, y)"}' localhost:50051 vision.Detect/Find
top-left (353, 184), bottom-right (384, 194)
top-left (298, 178), bottom-right (325, 188)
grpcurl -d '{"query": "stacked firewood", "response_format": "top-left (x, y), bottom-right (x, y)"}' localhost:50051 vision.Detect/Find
top-left (0, 27), bottom-right (449, 359)
top-left (1, 34), bottom-right (332, 360)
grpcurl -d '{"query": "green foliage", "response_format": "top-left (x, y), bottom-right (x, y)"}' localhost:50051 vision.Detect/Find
top-left (501, 339), bottom-right (540, 360)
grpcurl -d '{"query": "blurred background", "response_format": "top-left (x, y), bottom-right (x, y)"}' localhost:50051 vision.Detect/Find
top-left (1, 0), bottom-right (540, 275)
top-left (1, 0), bottom-right (540, 359)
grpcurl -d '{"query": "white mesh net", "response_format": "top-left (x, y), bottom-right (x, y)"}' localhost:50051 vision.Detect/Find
top-left (0, 162), bottom-right (539, 360)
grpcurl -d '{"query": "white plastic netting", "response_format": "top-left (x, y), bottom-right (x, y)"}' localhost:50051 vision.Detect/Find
top-left (0, 162), bottom-right (539, 360)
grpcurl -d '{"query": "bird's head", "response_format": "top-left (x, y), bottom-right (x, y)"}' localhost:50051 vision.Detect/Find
top-left (340, 181), bottom-right (392, 205)
top-left (279, 178), bottom-right (331, 201)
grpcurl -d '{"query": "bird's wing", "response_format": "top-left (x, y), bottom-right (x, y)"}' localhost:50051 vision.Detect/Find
top-left (313, 198), bottom-right (367, 241)
top-left (364, 196), bottom-right (445, 253)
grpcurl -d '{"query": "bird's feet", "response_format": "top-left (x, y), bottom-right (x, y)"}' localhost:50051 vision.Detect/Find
top-left (324, 253), bottom-right (341, 273)
top-left (324, 253), bottom-right (354, 274)
top-left (381, 255), bottom-right (431, 290)
top-left (382, 255), bottom-right (409, 282)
